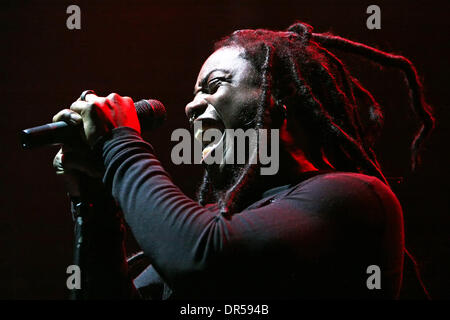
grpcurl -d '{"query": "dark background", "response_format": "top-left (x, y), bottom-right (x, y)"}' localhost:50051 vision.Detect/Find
top-left (1, 0), bottom-right (449, 299)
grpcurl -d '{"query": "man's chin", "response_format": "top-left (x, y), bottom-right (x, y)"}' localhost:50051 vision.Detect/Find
top-left (204, 161), bottom-right (244, 194)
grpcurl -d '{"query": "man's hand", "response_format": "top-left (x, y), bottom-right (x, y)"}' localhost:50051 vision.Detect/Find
top-left (52, 92), bottom-right (140, 197)
top-left (70, 92), bottom-right (141, 147)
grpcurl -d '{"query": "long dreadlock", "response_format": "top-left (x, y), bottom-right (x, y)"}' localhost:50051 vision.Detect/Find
top-left (197, 21), bottom-right (434, 215)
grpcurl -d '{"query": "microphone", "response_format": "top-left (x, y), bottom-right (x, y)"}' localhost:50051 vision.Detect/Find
top-left (20, 99), bottom-right (166, 149)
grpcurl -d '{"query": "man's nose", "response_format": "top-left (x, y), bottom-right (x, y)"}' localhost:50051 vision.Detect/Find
top-left (185, 96), bottom-right (208, 121)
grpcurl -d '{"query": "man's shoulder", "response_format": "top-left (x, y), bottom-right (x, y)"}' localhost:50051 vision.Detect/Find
top-left (291, 171), bottom-right (392, 199)
top-left (296, 170), bottom-right (383, 185)
top-left (286, 171), bottom-right (402, 222)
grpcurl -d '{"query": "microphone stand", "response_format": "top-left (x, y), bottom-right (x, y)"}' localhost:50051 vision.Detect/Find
top-left (69, 198), bottom-right (89, 300)
top-left (68, 175), bottom-right (101, 300)
top-left (68, 174), bottom-right (123, 300)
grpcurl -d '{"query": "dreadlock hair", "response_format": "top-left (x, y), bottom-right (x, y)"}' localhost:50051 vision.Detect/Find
top-left (197, 21), bottom-right (434, 216)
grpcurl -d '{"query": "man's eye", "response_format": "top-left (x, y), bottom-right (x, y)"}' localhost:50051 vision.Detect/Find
top-left (207, 78), bottom-right (224, 93)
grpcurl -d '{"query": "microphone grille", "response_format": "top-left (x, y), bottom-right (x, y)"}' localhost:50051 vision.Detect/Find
top-left (135, 99), bottom-right (167, 130)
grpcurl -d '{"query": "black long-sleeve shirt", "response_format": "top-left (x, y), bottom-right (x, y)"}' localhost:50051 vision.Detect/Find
top-left (90, 127), bottom-right (404, 299)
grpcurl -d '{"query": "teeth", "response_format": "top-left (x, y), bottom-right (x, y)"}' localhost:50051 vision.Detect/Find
top-left (201, 134), bottom-right (225, 162)
top-left (202, 145), bottom-right (214, 159)
top-left (194, 124), bottom-right (225, 162)
top-left (194, 128), bottom-right (202, 142)
top-left (202, 140), bottom-right (219, 160)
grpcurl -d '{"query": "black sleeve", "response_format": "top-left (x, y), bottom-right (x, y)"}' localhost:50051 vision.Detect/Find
top-left (101, 127), bottom-right (404, 298)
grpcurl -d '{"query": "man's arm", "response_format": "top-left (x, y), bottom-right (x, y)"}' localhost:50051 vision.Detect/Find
top-left (101, 127), bottom-right (403, 298)
top-left (56, 92), bottom-right (403, 298)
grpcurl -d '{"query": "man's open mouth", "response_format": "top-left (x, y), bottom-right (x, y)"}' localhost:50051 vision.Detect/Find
top-left (193, 118), bottom-right (225, 162)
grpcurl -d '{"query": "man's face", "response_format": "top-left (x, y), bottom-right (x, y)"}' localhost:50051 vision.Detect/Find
top-left (185, 46), bottom-right (262, 169)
